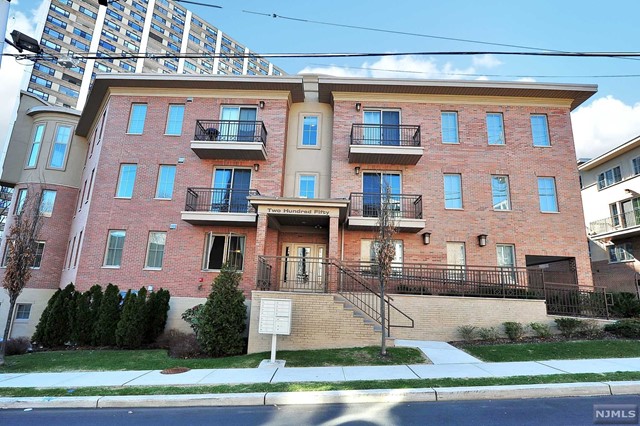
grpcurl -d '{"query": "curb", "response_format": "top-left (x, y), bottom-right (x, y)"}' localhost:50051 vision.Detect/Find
top-left (1, 381), bottom-right (639, 409)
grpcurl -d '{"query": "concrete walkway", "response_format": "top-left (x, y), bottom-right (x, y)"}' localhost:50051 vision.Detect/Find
top-left (1, 340), bottom-right (640, 389)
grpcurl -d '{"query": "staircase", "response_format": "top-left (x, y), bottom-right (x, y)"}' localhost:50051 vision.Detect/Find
top-left (333, 294), bottom-right (395, 345)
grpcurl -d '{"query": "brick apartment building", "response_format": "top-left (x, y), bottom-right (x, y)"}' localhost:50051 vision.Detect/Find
top-left (580, 135), bottom-right (640, 293)
top-left (0, 74), bottom-right (598, 349)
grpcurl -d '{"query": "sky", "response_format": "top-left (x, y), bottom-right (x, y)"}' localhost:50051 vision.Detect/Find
top-left (2, 0), bottom-right (640, 160)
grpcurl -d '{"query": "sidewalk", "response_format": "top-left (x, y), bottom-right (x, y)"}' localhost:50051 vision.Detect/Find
top-left (1, 340), bottom-right (639, 408)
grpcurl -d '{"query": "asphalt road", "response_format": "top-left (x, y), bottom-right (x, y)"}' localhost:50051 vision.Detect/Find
top-left (3, 395), bottom-right (640, 425)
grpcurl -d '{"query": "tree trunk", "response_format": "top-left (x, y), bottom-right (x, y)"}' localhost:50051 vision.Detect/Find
top-left (0, 297), bottom-right (17, 365)
top-left (380, 275), bottom-right (386, 356)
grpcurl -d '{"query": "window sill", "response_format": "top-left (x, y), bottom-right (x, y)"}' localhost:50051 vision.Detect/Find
top-left (143, 267), bottom-right (162, 271)
top-left (540, 211), bottom-right (560, 214)
top-left (493, 209), bottom-right (512, 212)
top-left (164, 133), bottom-right (182, 137)
top-left (609, 259), bottom-right (636, 264)
top-left (445, 207), bottom-right (464, 211)
top-left (114, 197), bottom-right (132, 200)
top-left (442, 141), bottom-right (459, 145)
top-left (298, 145), bottom-right (321, 150)
top-left (101, 265), bottom-right (121, 269)
top-left (153, 198), bottom-right (173, 201)
top-left (533, 144), bottom-right (552, 148)
top-left (201, 269), bottom-right (244, 273)
top-left (125, 132), bottom-right (144, 136)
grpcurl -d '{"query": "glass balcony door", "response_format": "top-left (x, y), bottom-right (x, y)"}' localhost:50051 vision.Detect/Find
top-left (363, 110), bottom-right (400, 145)
top-left (220, 107), bottom-right (257, 141)
top-left (212, 168), bottom-right (251, 213)
top-left (362, 172), bottom-right (401, 217)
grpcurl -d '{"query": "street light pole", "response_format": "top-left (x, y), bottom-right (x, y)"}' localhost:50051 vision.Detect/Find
top-left (0, 0), bottom-right (11, 69)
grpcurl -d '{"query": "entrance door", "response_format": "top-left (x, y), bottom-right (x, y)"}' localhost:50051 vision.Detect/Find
top-left (281, 243), bottom-right (326, 292)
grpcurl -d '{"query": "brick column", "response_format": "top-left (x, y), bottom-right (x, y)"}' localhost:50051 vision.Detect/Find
top-left (255, 213), bottom-right (268, 259)
top-left (328, 216), bottom-right (339, 292)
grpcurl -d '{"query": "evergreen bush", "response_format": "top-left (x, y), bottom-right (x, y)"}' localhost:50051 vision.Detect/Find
top-left (604, 319), bottom-right (640, 338)
top-left (87, 285), bottom-right (103, 346)
top-left (116, 287), bottom-right (148, 349)
top-left (554, 317), bottom-right (583, 338)
top-left (40, 284), bottom-right (76, 347)
top-left (145, 288), bottom-right (171, 344)
top-left (456, 325), bottom-right (478, 342)
top-left (477, 326), bottom-right (500, 341)
top-left (609, 293), bottom-right (640, 318)
top-left (32, 288), bottom-right (61, 343)
top-left (197, 265), bottom-right (247, 356)
top-left (93, 283), bottom-right (121, 346)
top-left (529, 322), bottom-right (552, 338)
top-left (503, 321), bottom-right (525, 341)
top-left (72, 290), bottom-right (93, 345)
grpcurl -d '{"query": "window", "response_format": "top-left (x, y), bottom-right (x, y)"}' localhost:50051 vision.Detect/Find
top-left (104, 230), bottom-right (126, 267)
top-left (39, 190), bottom-right (57, 216)
top-left (155, 165), bottom-right (176, 199)
top-left (363, 110), bottom-right (400, 145)
top-left (361, 239), bottom-right (404, 272)
top-left (116, 164), bottom-right (137, 198)
top-left (597, 166), bottom-right (622, 190)
top-left (538, 177), bottom-right (558, 212)
top-left (26, 124), bottom-right (45, 168)
top-left (486, 113), bottom-right (505, 145)
top-left (59, 86), bottom-right (79, 99)
top-left (441, 112), bottom-right (459, 144)
top-left (446, 242), bottom-right (466, 279)
top-left (362, 172), bottom-right (401, 217)
top-left (49, 125), bottom-right (72, 169)
top-left (14, 188), bottom-right (27, 214)
top-left (491, 175), bottom-right (511, 211)
top-left (219, 106), bottom-right (258, 141)
top-left (301, 115), bottom-right (319, 146)
top-left (531, 114), bottom-right (550, 146)
top-left (609, 243), bottom-right (634, 263)
top-left (497, 244), bottom-right (516, 282)
top-left (145, 232), bottom-right (166, 269)
top-left (203, 233), bottom-right (245, 270)
top-left (15, 304), bottom-right (31, 320)
top-left (165, 104), bottom-right (185, 135)
top-left (32, 242), bottom-right (45, 268)
top-left (212, 168), bottom-right (251, 212)
top-left (444, 174), bottom-right (463, 209)
top-left (127, 104), bottom-right (147, 134)
top-left (298, 175), bottom-right (316, 199)
top-left (632, 157), bottom-right (640, 176)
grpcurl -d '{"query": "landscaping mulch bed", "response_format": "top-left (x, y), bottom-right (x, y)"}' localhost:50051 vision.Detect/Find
top-left (160, 367), bottom-right (191, 375)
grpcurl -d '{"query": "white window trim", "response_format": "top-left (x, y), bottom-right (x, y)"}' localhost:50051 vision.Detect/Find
top-left (14, 303), bottom-right (32, 321)
top-left (441, 111), bottom-right (459, 144)
top-left (597, 164), bottom-right (623, 190)
top-left (296, 172), bottom-right (319, 199)
top-left (202, 232), bottom-right (246, 272)
top-left (126, 103), bottom-right (147, 135)
top-left (164, 104), bottom-right (185, 136)
top-left (298, 113), bottom-right (322, 149)
top-left (115, 164), bottom-right (137, 199)
top-left (491, 175), bottom-right (511, 211)
top-left (47, 122), bottom-right (74, 171)
top-left (103, 230), bottom-right (126, 268)
top-left (144, 231), bottom-right (166, 270)
top-left (154, 164), bottom-right (176, 200)
top-left (531, 114), bottom-right (551, 147)
top-left (25, 123), bottom-right (46, 169)
top-left (443, 173), bottom-right (463, 210)
top-left (486, 112), bottom-right (505, 146)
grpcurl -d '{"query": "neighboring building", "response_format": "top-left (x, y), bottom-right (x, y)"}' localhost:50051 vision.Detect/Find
top-left (579, 135), bottom-right (640, 292)
top-left (28, 0), bottom-right (284, 109)
top-left (0, 74), bottom-right (597, 348)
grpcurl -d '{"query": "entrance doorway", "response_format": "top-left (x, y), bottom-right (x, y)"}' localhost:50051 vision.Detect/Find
top-left (280, 243), bottom-right (326, 292)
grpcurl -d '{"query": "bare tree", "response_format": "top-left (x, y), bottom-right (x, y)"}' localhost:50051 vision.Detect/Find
top-left (374, 185), bottom-right (396, 356)
top-left (0, 189), bottom-right (43, 365)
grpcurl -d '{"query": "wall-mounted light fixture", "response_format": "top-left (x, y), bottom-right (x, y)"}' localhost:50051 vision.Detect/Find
top-left (422, 232), bottom-right (431, 245)
top-left (259, 100), bottom-right (265, 109)
top-left (254, 164), bottom-right (260, 172)
top-left (186, 97), bottom-right (193, 103)
top-left (478, 234), bottom-right (488, 247)
top-left (355, 166), bottom-right (360, 175)
top-left (355, 102), bottom-right (361, 112)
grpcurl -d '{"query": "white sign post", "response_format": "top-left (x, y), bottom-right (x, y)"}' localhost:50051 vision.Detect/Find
top-left (258, 298), bottom-right (292, 367)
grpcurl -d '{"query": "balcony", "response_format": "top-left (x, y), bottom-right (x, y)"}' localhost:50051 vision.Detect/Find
top-left (191, 119), bottom-right (267, 160)
top-left (347, 192), bottom-right (425, 231)
top-left (349, 124), bottom-right (423, 165)
top-left (589, 208), bottom-right (640, 239)
top-left (181, 187), bottom-right (260, 226)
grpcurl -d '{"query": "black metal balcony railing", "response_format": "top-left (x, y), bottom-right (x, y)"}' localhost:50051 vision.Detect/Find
top-left (350, 124), bottom-right (421, 147)
top-left (349, 192), bottom-right (423, 219)
top-left (185, 187), bottom-right (259, 213)
top-left (589, 207), bottom-right (640, 235)
top-left (193, 119), bottom-right (267, 144)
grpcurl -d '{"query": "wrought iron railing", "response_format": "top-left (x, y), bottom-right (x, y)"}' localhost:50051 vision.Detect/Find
top-left (350, 124), bottom-right (421, 147)
top-left (544, 283), bottom-right (609, 318)
top-left (349, 193), bottom-right (423, 219)
top-left (185, 187), bottom-right (259, 213)
top-left (193, 119), bottom-right (267, 144)
top-left (256, 256), bottom-right (414, 336)
top-left (589, 207), bottom-right (640, 235)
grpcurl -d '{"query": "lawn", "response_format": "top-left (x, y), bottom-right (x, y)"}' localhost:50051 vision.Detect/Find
top-left (461, 339), bottom-right (640, 362)
top-left (0, 346), bottom-right (426, 373)
top-left (1, 372), bottom-right (640, 398)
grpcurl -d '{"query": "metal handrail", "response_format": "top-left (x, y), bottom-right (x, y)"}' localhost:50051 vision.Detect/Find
top-left (348, 192), bottom-right (423, 219)
top-left (185, 187), bottom-right (260, 213)
top-left (589, 206), bottom-right (640, 235)
top-left (350, 123), bottom-right (421, 147)
top-left (194, 119), bottom-right (267, 144)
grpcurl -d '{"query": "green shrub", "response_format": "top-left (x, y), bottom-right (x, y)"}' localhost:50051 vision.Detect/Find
top-left (197, 265), bottom-right (247, 357)
top-left (38, 284), bottom-right (76, 347)
top-left (457, 325), bottom-right (478, 342)
top-left (477, 327), bottom-right (500, 341)
top-left (72, 291), bottom-right (92, 345)
top-left (116, 287), bottom-right (148, 349)
top-left (609, 293), bottom-right (640, 318)
top-left (93, 283), bottom-right (121, 346)
top-left (87, 285), bottom-right (103, 346)
top-left (604, 319), bottom-right (640, 338)
top-left (579, 319), bottom-right (604, 338)
top-left (145, 288), bottom-right (171, 344)
top-left (554, 317), bottom-right (583, 338)
top-left (503, 321), bottom-right (525, 341)
top-left (32, 288), bottom-right (61, 344)
top-left (182, 304), bottom-right (204, 337)
top-left (529, 322), bottom-right (552, 338)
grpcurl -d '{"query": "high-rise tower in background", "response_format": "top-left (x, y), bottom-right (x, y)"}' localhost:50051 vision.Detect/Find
top-left (27, 0), bottom-right (285, 109)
